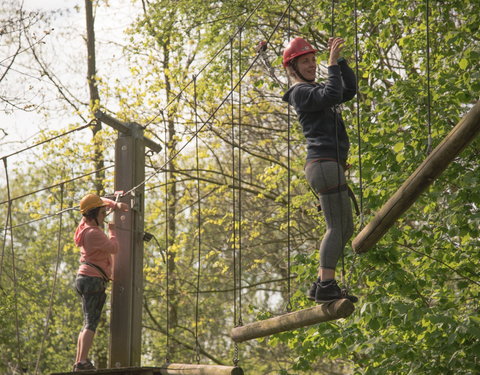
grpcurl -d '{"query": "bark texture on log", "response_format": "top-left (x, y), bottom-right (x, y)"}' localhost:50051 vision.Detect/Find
top-left (230, 299), bottom-right (355, 343)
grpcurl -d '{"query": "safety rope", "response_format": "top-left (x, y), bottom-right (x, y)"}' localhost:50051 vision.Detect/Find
top-left (286, 2), bottom-right (292, 313)
top-left (425, 0), bottom-right (432, 154)
top-left (164, 118), bottom-right (171, 364)
top-left (329, 0), bottom-right (348, 288)
top-left (237, 26), bottom-right (243, 330)
top-left (230, 36), bottom-right (239, 368)
top-left (354, 0), bottom-right (364, 226)
top-left (344, 0), bottom-right (363, 293)
top-left (34, 184), bottom-right (64, 375)
top-left (193, 75), bottom-right (202, 364)
top-left (231, 26), bottom-right (245, 367)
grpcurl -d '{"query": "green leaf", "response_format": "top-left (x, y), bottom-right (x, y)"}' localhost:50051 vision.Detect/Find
top-left (458, 58), bottom-right (468, 70)
top-left (393, 142), bottom-right (404, 153)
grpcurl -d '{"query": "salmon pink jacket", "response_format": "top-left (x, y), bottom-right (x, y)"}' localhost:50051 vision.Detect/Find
top-left (74, 198), bottom-right (119, 280)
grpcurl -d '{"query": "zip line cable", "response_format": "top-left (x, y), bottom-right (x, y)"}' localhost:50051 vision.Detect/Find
top-left (0, 120), bottom-right (96, 160)
top-left (8, 207), bottom-right (77, 230)
top-left (143, 0), bottom-right (267, 129)
top-left (0, 164), bottom-right (114, 206)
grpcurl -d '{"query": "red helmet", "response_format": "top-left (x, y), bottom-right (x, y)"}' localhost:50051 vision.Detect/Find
top-left (282, 37), bottom-right (317, 67)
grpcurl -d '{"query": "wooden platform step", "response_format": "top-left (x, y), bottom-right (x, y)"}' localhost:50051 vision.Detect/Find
top-left (52, 364), bottom-right (243, 375)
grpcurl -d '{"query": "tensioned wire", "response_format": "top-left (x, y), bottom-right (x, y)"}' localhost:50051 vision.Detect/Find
top-left (1, 157), bottom-right (22, 372)
top-left (0, 164), bottom-right (114, 206)
top-left (0, 120), bottom-right (96, 160)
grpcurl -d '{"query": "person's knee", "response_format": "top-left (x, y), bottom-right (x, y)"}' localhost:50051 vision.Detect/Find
top-left (82, 291), bottom-right (106, 333)
top-left (84, 316), bottom-right (100, 332)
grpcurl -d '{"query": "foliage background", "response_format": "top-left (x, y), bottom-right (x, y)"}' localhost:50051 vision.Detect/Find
top-left (0, 0), bottom-right (478, 374)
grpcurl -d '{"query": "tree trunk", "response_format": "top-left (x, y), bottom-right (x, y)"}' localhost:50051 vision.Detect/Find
top-left (163, 35), bottom-right (180, 361)
top-left (84, 0), bottom-right (107, 367)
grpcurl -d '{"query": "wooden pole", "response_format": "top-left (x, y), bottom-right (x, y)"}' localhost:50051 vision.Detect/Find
top-left (110, 125), bottom-right (145, 367)
top-left (353, 100), bottom-right (480, 254)
top-left (230, 299), bottom-right (355, 343)
top-left (95, 111), bottom-right (161, 368)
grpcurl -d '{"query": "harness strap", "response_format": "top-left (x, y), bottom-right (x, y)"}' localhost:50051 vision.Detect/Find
top-left (306, 159), bottom-right (359, 216)
top-left (81, 261), bottom-right (109, 282)
top-left (305, 157), bottom-right (351, 171)
top-left (314, 183), bottom-right (360, 216)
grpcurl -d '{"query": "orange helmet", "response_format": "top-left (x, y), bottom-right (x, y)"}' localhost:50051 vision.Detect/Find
top-left (282, 37), bottom-right (317, 67)
top-left (79, 194), bottom-right (106, 214)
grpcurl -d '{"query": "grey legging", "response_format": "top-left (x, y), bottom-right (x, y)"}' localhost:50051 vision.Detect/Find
top-left (304, 160), bottom-right (354, 269)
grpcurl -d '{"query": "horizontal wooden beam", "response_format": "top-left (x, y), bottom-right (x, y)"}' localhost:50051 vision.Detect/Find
top-left (95, 110), bottom-right (163, 153)
top-left (353, 100), bottom-right (480, 254)
top-left (230, 299), bottom-right (355, 343)
top-left (157, 364), bottom-right (243, 375)
top-left (51, 365), bottom-right (243, 375)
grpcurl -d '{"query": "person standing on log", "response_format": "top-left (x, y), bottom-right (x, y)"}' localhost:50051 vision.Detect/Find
top-left (282, 36), bottom-right (358, 304)
top-left (73, 193), bottom-right (128, 371)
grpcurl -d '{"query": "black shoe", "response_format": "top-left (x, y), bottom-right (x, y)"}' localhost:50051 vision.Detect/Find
top-left (341, 288), bottom-right (359, 303)
top-left (315, 280), bottom-right (359, 304)
top-left (307, 281), bottom-right (318, 301)
top-left (73, 359), bottom-right (96, 372)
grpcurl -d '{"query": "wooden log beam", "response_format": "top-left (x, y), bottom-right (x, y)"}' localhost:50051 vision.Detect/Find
top-left (230, 299), bottom-right (355, 343)
top-left (51, 365), bottom-right (243, 375)
top-left (158, 364), bottom-right (243, 375)
top-left (353, 100), bottom-right (480, 254)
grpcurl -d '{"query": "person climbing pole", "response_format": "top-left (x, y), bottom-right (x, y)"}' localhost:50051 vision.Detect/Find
top-left (282, 36), bottom-right (358, 304)
top-left (73, 193), bottom-right (128, 371)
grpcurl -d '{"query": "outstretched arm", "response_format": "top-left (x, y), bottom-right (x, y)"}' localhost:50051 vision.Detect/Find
top-left (328, 37), bottom-right (356, 102)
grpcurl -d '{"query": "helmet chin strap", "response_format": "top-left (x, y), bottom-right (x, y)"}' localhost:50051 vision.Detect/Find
top-left (290, 60), bottom-right (315, 83)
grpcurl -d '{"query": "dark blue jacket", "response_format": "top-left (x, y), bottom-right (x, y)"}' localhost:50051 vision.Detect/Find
top-left (282, 60), bottom-right (357, 162)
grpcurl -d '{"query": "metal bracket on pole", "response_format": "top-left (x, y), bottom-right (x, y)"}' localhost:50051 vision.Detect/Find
top-left (95, 110), bottom-right (162, 153)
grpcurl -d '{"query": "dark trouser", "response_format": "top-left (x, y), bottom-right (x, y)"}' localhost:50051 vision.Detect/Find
top-left (304, 160), bottom-right (354, 270)
top-left (75, 275), bottom-right (107, 332)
